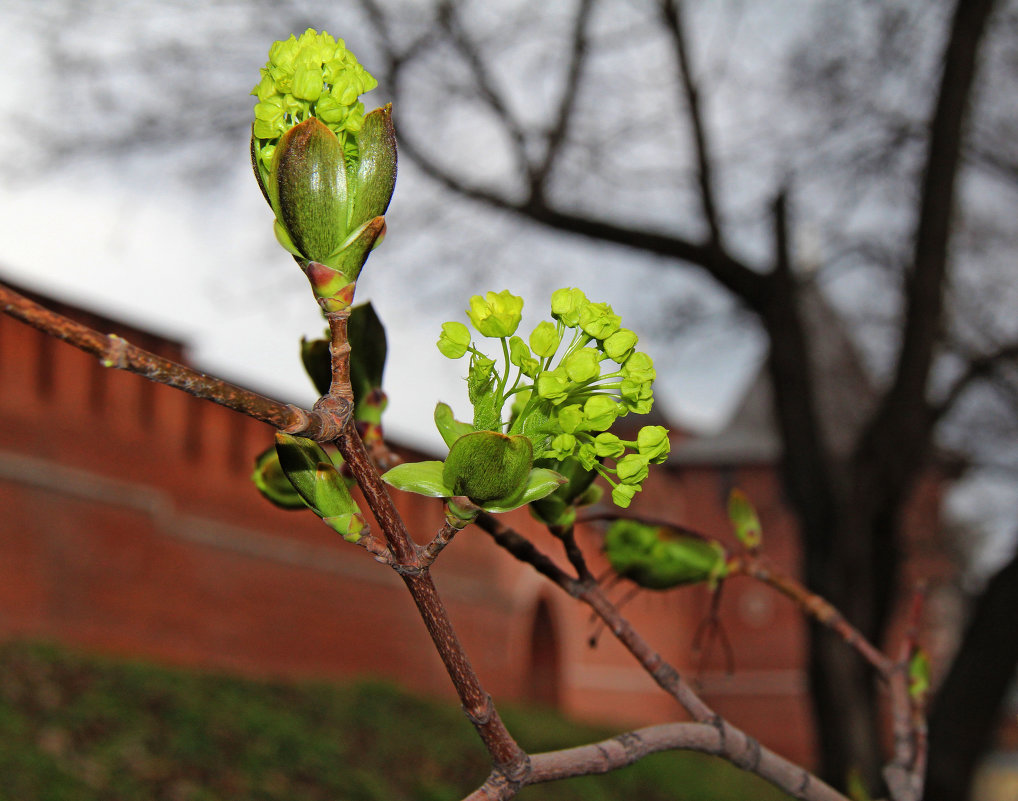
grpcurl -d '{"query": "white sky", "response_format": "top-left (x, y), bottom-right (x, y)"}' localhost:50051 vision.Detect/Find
top-left (0, 1), bottom-right (776, 454)
top-left (0, 153), bottom-right (764, 452)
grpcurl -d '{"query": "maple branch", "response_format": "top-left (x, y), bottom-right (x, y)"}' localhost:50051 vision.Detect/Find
top-left (730, 555), bottom-right (894, 678)
top-left (475, 516), bottom-right (849, 801)
top-left (0, 278), bottom-right (307, 433)
top-left (466, 720), bottom-right (848, 801)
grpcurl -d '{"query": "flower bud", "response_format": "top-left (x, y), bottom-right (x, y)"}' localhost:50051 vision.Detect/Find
top-left (583, 396), bottom-right (620, 432)
top-left (467, 291), bottom-right (524, 338)
top-left (604, 328), bottom-right (638, 362)
top-left (529, 320), bottom-right (561, 358)
top-left (550, 287), bottom-right (588, 326)
top-left (443, 431), bottom-right (533, 504)
top-left (251, 30), bottom-right (396, 310)
top-left (508, 336), bottom-right (540, 377)
top-left (594, 432), bottom-right (626, 459)
top-left (616, 453), bottom-right (649, 485)
top-left (578, 302), bottom-right (621, 340)
top-left (563, 348), bottom-right (601, 382)
top-left (438, 322), bottom-right (471, 359)
top-left (637, 425), bottom-right (671, 463)
top-left (536, 368), bottom-right (571, 405)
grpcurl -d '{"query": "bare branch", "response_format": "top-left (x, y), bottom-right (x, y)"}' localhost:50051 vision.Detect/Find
top-left (884, 588), bottom-right (927, 801)
top-left (869, 0), bottom-right (999, 452)
top-left (397, 128), bottom-right (768, 302)
top-left (420, 514), bottom-right (470, 566)
top-left (467, 720), bottom-right (849, 801)
top-left (660, 0), bottom-right (724, 248)
top-left (473, 512), bottom-right (578, 592)
top-left (531, 0), bottom-right (594, 201)
top-left (931, 339), bottom-right (1018, 422)
top-left (731, 556), bottom-right (894, 678)
top-left (475, 513), bottom-right (849, 800)
top-left (0, 278), bottom-right (307, 434)
top-left (437, 0), bottom-right (533, 183)
top-left (0, 276), bottom-right (529, 784)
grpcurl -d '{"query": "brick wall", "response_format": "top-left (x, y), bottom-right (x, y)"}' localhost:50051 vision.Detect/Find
top-left (0, 290), bottom-right (958, 769)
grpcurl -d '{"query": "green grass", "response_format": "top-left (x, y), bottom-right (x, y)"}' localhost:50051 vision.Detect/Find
top-left (0, 640), bottom-right (792, 801)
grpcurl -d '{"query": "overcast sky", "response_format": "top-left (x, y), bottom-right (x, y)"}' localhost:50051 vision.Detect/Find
top-left (0, 0), bottom-right (777, 454)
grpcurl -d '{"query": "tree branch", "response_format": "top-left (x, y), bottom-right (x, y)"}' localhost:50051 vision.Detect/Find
top-left (0, 278), bottom-right (310, 434)
top-left (731, 555), bottom-right (894, 678)
top-left (925, 544), bottom-right (1018, 801)
top-left (930, 339), bottom-right (1018, 423)
top-left (475, 516), bottom-right (849, 801)
top-left (396, 128), bottom-right (768, 302)
top-left (0, 277), bottom-right (529, 783)
top-left (437, 0), bottom-right (533, 182)
top-left (467, 721), bottom-right (849, 801)
top-left (863, 0), bottom-right (998, 471)
top-left (531, 0), bottom-right (594, 202)
top-left (660, 0), bottom-right (724, 248)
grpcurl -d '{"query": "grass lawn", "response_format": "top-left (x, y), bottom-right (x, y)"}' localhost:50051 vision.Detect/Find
top-left (0, 640), bottom-right (793, 800)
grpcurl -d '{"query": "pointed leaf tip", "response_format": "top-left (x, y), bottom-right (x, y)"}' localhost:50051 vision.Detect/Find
top-left (381, 461), bottom-right (453, 498)
top-left (727, 488), bottom-right (762, 550)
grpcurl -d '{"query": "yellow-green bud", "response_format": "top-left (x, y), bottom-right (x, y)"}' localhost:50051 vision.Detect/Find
top-left (466, 290), bottom-right (524, 338)
top-left (443, 431), bottom-right (533, 504)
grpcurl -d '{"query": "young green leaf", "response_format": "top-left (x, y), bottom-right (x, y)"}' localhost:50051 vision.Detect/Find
top-left (348, 301), bottom-right (388, 404)
top-left (381, 461), bottom-right (453, 498)
top-left (909, 648), bottom-right (931, 701)
top-left (300, 335), bottom-right (333, 397)
top-left (251, 445), bottom-right (307, 510)
top-left (275, 432), bottom-right (333, 511)
top-left (727, 488), bottom-right (763, 551)
top-left (479, 468), bottom-right (566, 514)
top-left (443, 431), bottom-right (533, 504)
top-left (603, 520), bottom-right (729, 590)
top-left (434, 402), bottom-right (474, 449)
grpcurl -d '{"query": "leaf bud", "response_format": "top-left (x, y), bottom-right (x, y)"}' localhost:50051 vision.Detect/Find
top-left (443, 431), bottom-right (534, 504)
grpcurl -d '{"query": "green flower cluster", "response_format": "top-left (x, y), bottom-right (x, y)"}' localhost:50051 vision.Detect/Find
top-left (437, 288), bottom-right (669, 508)
top-left (251, 29), bottom-right (377, 173)
top-left (250, 30), bottom-right (396, 311)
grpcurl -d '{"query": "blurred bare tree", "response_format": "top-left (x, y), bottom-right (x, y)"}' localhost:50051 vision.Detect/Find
top-left (6, 0), bottom-right (1018, 797)
top-left (351, 0), bottom-right (1018, 796)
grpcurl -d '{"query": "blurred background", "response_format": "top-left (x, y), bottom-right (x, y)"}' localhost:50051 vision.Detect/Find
top-left (1, 1), bottom-right (1017, 799)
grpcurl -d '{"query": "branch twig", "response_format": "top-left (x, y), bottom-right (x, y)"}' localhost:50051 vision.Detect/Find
top-left (475, 516), bottom-right (849, 801)
top-left (731, 555), bottom-right (894, 678)
top-left (660, 0), bottom-right (724, 248)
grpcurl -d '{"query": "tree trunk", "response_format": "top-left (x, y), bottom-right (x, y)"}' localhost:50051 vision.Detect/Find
top-left (786, 0), bottom-right (998, 790)
top-left (809, 627), bottom-right (884, 791)
top-left (925, 547), bottom-right (1018, 801)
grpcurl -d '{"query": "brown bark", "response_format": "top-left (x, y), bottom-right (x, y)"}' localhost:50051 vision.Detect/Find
top-left (925, 547), bottom-right (1018, 801)
top-left (806, 0), bottom-right (998, 788)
